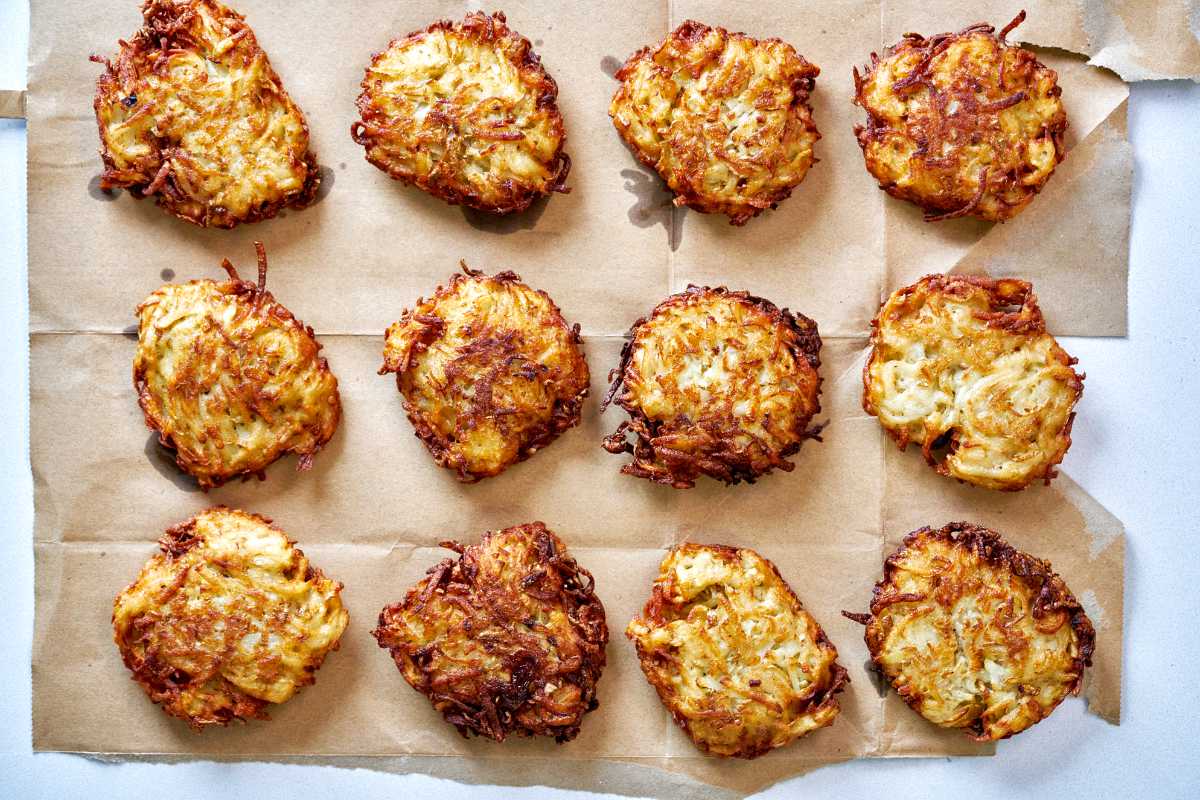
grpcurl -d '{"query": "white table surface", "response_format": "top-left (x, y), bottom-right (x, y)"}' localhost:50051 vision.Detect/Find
top-left (2, 2), bottom-right (1198, 796)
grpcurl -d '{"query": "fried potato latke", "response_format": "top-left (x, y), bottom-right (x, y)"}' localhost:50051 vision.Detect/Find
top-left (352, 11), bottom-right (569, 214)
top-left (603, 286), bottom-right (822, 488)
top-left (134, 243), bottom-right (341, 489)
top-left (845, 522), bottom-right (1094, 741)
top-left (113, 507), bottom-right (348, 729)
top-left (863, 274), bottom-right (1082, 491)
top-left (373, 523), bottom-right (608, 742)
top-left (91, 0), bottom-right (319, 227)
top-left (628, 544), bottom-right (847, 758)
top-left (610, 20), bottom-right (821, 225)
top-left (380, 264), bottom-right (589, 481)
top-left (853, 11), bottom-right (1067, 222)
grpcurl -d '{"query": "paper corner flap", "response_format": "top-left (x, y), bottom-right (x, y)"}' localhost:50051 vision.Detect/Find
top-left (1025, 0), bottom-right (1200, 83)
top-left (0, 89), bottom-right (27, 120)
top-left (1054, 471), bottom-right (1126, 727)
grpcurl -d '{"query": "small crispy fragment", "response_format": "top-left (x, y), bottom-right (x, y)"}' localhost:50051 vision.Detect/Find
top-left (863, 274), bottom-right (1082, 490)
top-left (846, 522), bottom-right (1095, 741)
top-left (112, 507), bottom-right (349, 729)
top-left (628, 543), bottom-right (847, 758)
top-left (603, 285), bottom-right (822, 488)
top-left (352, 11), bottom-right (570, 214)
top-left (380, 264), bottom-right (589, 481)
top-left (373, 522), bottom-right (608, 742)
top-left (610, 20), bottom-right (821, 224)
top-left (134, 243), bottom-right (341, 489)
top-left (853, 11), bottom-right (1067, 222)
top-left (92, 0), bottom-right (319, 227)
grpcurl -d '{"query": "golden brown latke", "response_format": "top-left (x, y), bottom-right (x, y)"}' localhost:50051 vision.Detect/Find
top-left (91, 0), bottom-right (319, 228)
top-left (610, 20), bottom-right (821, 225)
top-left (373, 522), bottom-right (608, 743)
top-left (352, 11), bottom-right (569, 214)
top-left (863, 274), bottom-right (1082, 491)
top-left (628, 543), bottom-right (847, 758)
top-left (113, 507), bottom-right (348, 729)
top-left (134, 243), bottom-right (341, 490)
top-left (844, 522), bottom-right (1095, 741)
top-left (603, 286), bottom-right (822, 488)
top-left (380, 264), bottom-right (589, 481)
top-left (853, 11), bottom-right (1067, 222)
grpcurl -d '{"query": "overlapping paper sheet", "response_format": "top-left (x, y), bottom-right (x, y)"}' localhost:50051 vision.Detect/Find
top-left (28, 0), bottom-right (1198, 795)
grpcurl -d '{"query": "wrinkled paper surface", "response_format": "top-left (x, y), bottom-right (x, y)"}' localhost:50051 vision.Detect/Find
top-left (31, 0), bottom-right (1190, 795)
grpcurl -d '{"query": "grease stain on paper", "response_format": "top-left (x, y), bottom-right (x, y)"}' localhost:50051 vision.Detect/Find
top-left (461, 194), bottom-right (550, 234)
top-left (313, 165), bottom-right (336, 205)
top-left (600, 55), bottom-right (622, 78)
top-left (143, 433), bottom-right (202, 493)
top-left (621, 167), bottom-right (683, 251)
top-left (87, 175), bottom-right (117, 202)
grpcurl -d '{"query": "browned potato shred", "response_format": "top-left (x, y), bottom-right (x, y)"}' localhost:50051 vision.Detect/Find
top-left (352, 11), bottom-right (569, 214)
top-left (610, 20), bottom-right (821, 224)
top-left (846, 522), bottom-right (1095, 741)
top-left (853, 11), bottom-right (1068, 222)
top-left (373, 523), bottom-right (608, 742)
top-left (91, 0), bottom-right (319, 227)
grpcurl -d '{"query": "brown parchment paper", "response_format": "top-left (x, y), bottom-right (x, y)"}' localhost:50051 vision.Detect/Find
top-left (32, 0), bottom-right (1187, 795)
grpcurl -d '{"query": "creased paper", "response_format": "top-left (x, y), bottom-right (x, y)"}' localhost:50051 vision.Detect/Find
top-left (29, 1), bottom-right (1162, 796)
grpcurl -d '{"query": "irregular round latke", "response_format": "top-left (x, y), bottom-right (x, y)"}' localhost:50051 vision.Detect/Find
top-left (352, 11), bottom-right (570, 214)
top-left (627, 543), bottom-right (847, 758)
top-left (853, 11), bottom-right (1067, 222)
top-left (610, 20), bottom-right (821, 225)
top-left (134, 243), bottom-right (341, 489)
top-left (91, 0), bottom-right (319, 227)
top-left (863, 274), bottom-right (1082, 491)
top-left (845, 522), bottom-right (1095, 741)
top-left (112, 507), bottom-right (348, 729)
top-left (603, 285), bottom-right (822, 488)
top-left (380, 264), bottom-right (589, 481)
top-left (373, 522), bottom-right (608, 742)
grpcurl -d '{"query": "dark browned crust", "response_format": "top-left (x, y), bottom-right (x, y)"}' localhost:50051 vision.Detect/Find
top-left (612, 20), bottom-right (820, 225)
top-left (373, 523), bottom-right (608, 742)
top-left (631, 543), bottom-right (848, 759)
top-left (862, 274), bottom-right (1083, 490)
top-left (134, 243), bottom-right (341, 489)
top-left (380, 264), bottom-right (589, 482)
top-left (602, 285), bottom-right (823, 488)
top-left (90, 0), bottom-right (320, 228)
top-left (113, 507), bottom-right (337, 730)
top-left (844, 521), bottom-right (1096, 741)
top-left (351, 11), bottom-right (570, 214)
top-left (851, 11), bottom-right (1067, 222)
